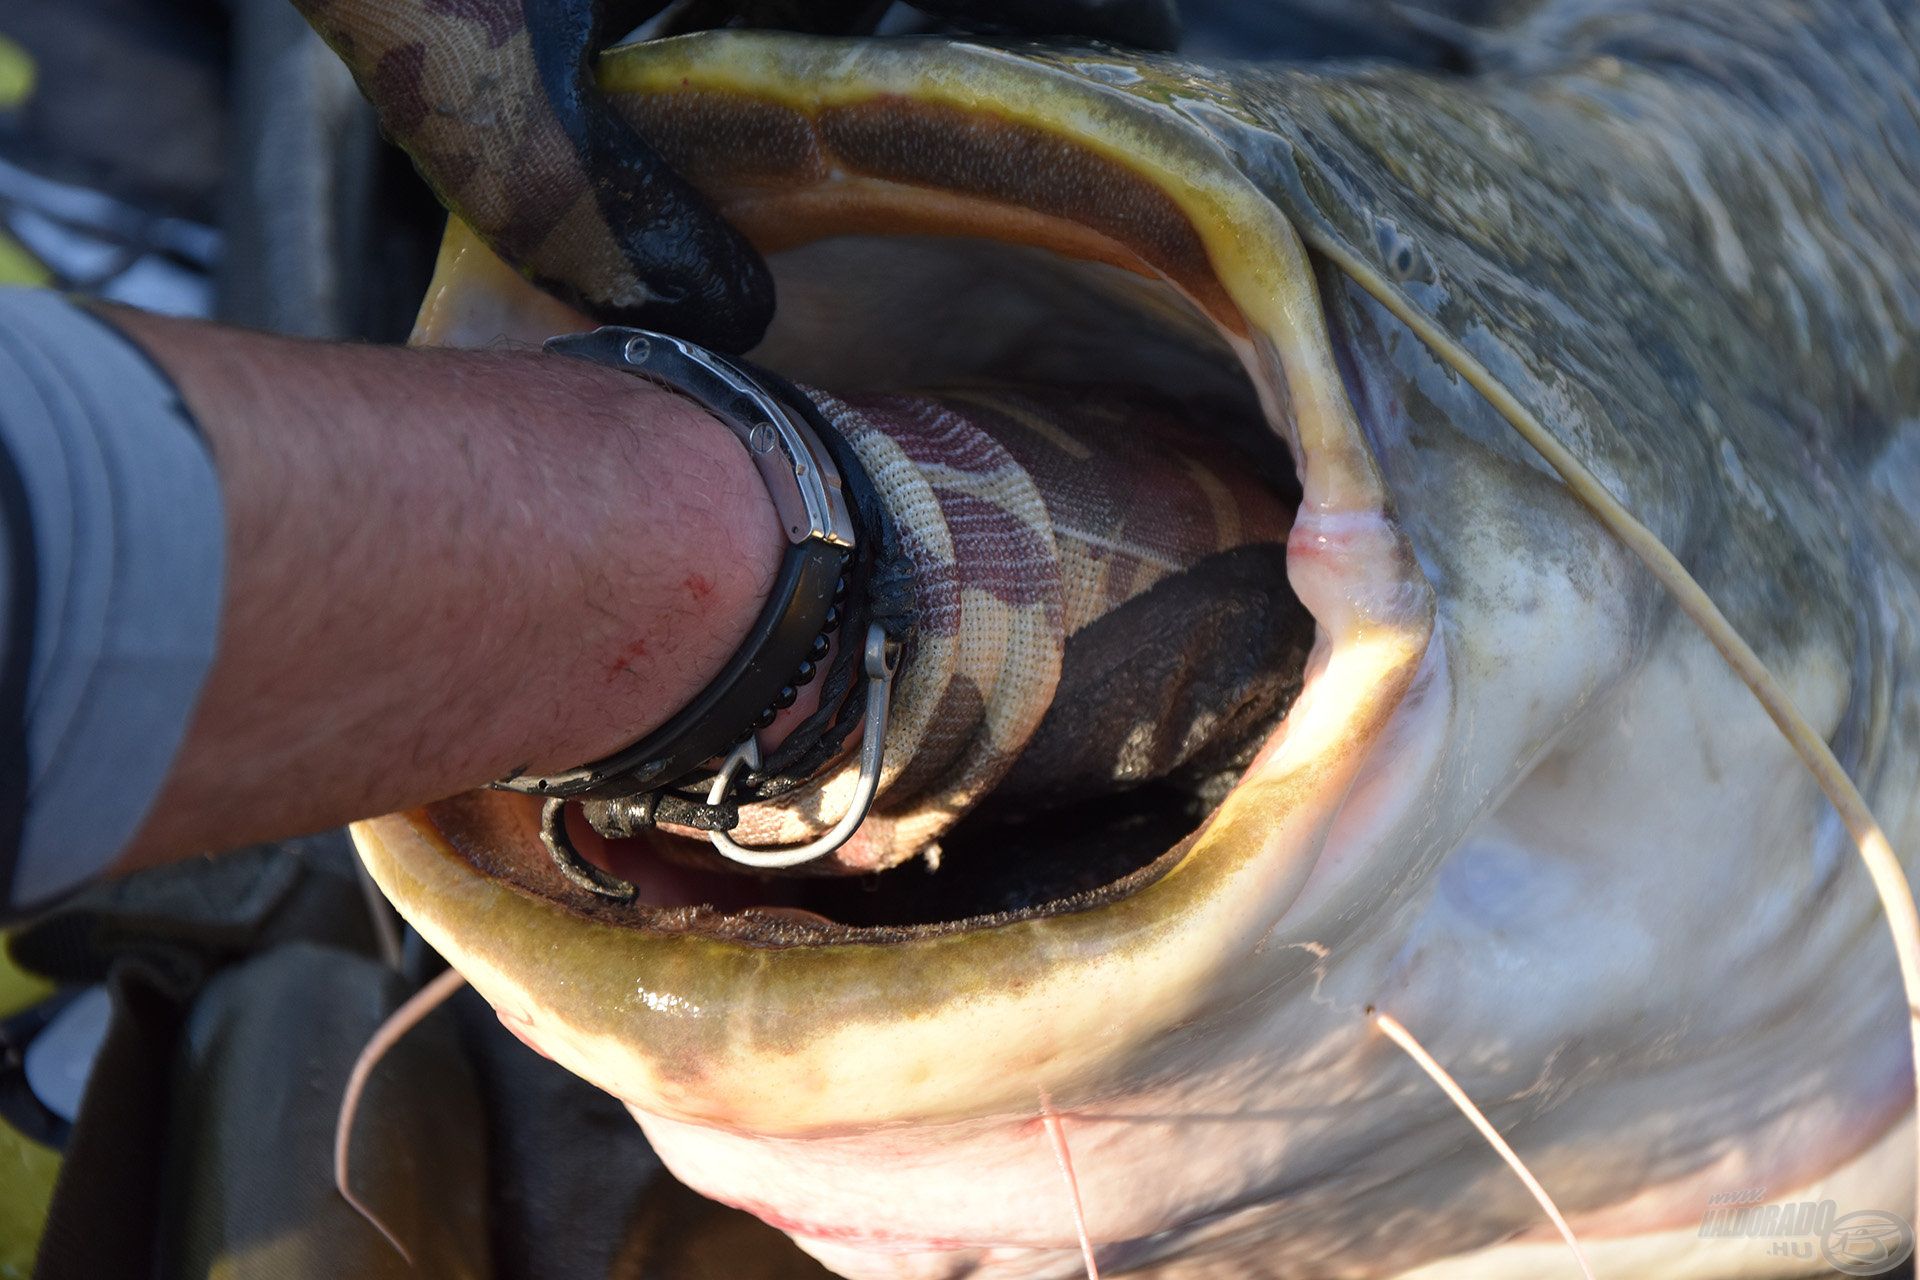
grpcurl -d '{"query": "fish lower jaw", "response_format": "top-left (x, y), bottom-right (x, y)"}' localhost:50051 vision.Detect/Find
top-left (364, 498), bottom-right (1432, 1133)
top-left (793, 1239), bottom-right (1095, 1280)
top-left (626, 1086), bottom-right (1916, 1280)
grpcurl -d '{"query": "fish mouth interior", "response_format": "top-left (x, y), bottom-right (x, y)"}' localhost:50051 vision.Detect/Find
top-left (407, 46), bottom-right (1401, 967)
top-left (481, 231), bottom-right (1308, 945)
top-left (371, 39), bottom-right (1439, 1133)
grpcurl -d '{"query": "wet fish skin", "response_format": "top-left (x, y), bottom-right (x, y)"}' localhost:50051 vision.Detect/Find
top-left (1023, 0), bottom-right (1916, 656)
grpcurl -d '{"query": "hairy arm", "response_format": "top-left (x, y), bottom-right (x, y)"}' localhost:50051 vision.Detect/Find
top-left (107, 309), bottom-right (781, 868)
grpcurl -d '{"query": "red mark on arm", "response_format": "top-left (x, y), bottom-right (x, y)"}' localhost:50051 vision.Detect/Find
top-left (683, 573), bottom-right (713, 600)
top-left (608, 638), bottom-right (649, 680)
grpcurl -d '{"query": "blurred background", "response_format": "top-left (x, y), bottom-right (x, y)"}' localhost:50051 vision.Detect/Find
top-left (0, 0), bottom-right (441, 336)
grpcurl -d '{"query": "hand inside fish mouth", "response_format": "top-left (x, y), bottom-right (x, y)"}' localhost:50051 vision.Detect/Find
top-left (324, 11), bottom-right (1920, 1280)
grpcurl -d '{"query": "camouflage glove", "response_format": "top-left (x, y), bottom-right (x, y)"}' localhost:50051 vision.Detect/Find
top-left (292, 0), bottom-right (1181, 353)
top-left (724, 383), bottom-right (1305, 874)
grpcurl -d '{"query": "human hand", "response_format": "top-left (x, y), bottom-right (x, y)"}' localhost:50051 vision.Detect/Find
top-left (292, 0), bottom-right (1180, 354)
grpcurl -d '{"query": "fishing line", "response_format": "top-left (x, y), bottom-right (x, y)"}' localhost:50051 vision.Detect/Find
top-left (1327, 247), bottom-right (1920, 1233)
top-left (1370, 1008), bottom-right (1597, 1280)
top-left (1040, 1091), bottom-right (1102, 1280)
top-left (333, 965), bottom-right (469, 1265)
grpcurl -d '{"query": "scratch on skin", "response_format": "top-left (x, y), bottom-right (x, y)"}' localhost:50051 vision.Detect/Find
top-left (608, 638), bottom-right (649, 679)
top-left (1284, 940), bottom-right (1339, 1008)
top-left (1252, 933), bottom-right (1340, 1009)
top-left (684, 572), bottom-right (713, 600)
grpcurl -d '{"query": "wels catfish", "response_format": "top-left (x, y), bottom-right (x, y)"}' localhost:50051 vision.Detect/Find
top-left (338, 3), bottom-right (1920, 1276)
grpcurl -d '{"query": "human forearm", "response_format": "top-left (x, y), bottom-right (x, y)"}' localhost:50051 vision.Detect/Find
top-left (106, 309), bottom-right (782, 866)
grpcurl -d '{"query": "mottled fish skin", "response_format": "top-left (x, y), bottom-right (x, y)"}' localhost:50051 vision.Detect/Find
top-left (1013, 0), bottom-right (1919, 660)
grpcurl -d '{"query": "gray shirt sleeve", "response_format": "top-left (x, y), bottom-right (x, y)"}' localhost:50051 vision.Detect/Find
top-left (0, 287), bottom-right (225, 913)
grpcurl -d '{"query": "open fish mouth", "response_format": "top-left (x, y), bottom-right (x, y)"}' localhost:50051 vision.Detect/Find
top-left (360, 27), bottom-right (1434, 1133)
top-left (334, 12), bottom-right (1920, 1280)
top-left (351, 23), bottom-right (1920, 1280)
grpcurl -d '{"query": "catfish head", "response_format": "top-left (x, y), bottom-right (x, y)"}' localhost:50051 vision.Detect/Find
top-left (357, 20), bottom-right (1920, 1279)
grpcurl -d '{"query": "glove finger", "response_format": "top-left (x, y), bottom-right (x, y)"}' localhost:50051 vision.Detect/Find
top-left (293, 0), bottom-right (775, 352)
top-left (907, 0), bottom-right (1182, 50)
